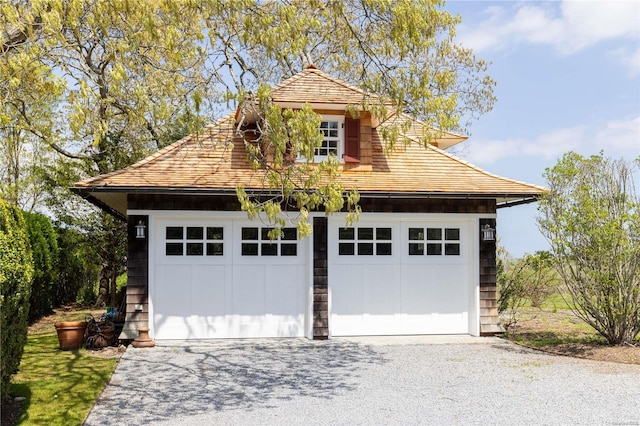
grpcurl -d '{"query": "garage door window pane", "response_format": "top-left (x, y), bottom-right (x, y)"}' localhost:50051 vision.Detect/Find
top-left (242, 227), bottom-right (258, 240)
top-left (376, 228), bottom-right (392, 240)
top-left (261, 243), bottom-right (278, 256)
top-left (261, 228), bottom-right (275, 241)
top-left (187, 227), bottom-right (203, 240)
top-left (339, 228), bottom-right (355, 240)
top-left (242, 243), bottom-right (258, 256)
top-left (445, 228), bottom-right (460, 241)
top-left (206, 243), bottom-right (223, 256)
top-left (408, 228), bottom-right (423, 240)
top-left (339, 243), bottom-right (355, 255)
top-left (281, 243), bottom-right (297, 256)
top-left (207, 227), bottom-right (223, 240)
top-left (358, 228), bottom-right (374, 240)
top-left (427, 243), bottom-right (442, 255)
top-left (166, 243), bottom-right (183, 256)
top-left (282, 228), bottom-right (297, 240)
top-left (409, 243), bottom-right (424, 255)
top-left (445, 243), bottom-right (460, 256)
top-left (426, 228), bottom-right (441, 240)
top-left (358, 242), bottom-right (374, 255)
top-left (166, 227), bottom-right (183, 240)
top-left (186, 243), bottom-right (203, 256)
top-left (377, 242), bottom-right (392, 255)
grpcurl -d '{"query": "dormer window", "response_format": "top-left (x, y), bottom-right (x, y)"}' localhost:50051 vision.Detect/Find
top-left (300, 114), bottom-right (360, 163)
top-left (315, 115), bottom-right (344, 161)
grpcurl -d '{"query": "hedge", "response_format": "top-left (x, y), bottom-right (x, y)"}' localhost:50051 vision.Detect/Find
top-left (24, 211), bottom-right (59, 323)
top-left (0, 199), bottom-right (34, 396)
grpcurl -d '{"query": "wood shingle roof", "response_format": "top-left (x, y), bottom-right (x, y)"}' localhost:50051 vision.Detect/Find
top-left (270, 64), bottom-right (377, 107)
top-left (73, 67), bottom-right (545, 217)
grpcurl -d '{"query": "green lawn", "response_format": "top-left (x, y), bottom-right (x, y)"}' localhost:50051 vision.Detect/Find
top-left (10, 310), bottom-right (118, 426)
top-left (539, 292), bottom-right (573, 311)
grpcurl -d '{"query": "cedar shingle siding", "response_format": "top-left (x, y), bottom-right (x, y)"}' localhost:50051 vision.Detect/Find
top-left (313, 217), bottom-right (329, 339)
top-left (479, 218), bottom-right (501, 335)
top-left (122, 215), bottom-right (149, 339)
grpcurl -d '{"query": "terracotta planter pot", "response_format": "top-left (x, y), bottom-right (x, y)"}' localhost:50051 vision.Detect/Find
top-left (131, 326), bottom-right (155, 348)
top-left (54, 321), bottom-right (88, 350)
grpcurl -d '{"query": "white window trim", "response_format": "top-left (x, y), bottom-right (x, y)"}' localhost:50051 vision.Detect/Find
top-left (407, 226), bottom-right (462, 257)
top-left (298, 114), bottom-right (345, 163)
top-left (337, 225), bottom-right (394, 257)
top-left (239, 226), bottom-right (299, 257)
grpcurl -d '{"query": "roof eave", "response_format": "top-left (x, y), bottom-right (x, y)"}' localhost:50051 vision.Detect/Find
top-left (72, 186), bottom-right (541, 217)
top-left (74, 185), bottom-right (542, 197)
top-left (358, 190), bottom-right (540, 204)
top-left (496, 197), bottom-right (541, 208)
top-left (70, 187), bottom-right (127, 221)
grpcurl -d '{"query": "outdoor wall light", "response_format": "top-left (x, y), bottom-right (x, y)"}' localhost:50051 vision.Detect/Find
top-left (481, 223), bottom-right (495, 242)
top-left (135, 220), bottom-right (146, 239)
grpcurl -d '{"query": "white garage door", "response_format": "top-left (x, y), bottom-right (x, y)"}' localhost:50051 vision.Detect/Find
top-left (329, 217), bottom-right (473, 336)
top-left (151, 216), bottom-right (308, 339)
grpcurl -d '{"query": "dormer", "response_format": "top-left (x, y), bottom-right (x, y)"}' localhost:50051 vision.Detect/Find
top-left (234, 65), bottom-right (466, 171)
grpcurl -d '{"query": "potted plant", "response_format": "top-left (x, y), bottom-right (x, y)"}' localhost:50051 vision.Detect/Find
top-left (54, 321), bottom-right (88, 350)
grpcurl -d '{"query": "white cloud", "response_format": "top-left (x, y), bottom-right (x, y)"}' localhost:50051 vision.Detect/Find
top-left (461, 138), bottom-right (526, 165)
top-left (459, 1), bottom-right (640, 57)
top-left (463, 126), bottom-right (585, 166)
top-left (560, 1), bottom-right (640, 52)
top-left (595, 116), bottom-right (640, 153)
top-left (526, 126), bottom-right (587, 157)
top-left (611, 46), bottom-right (640, 76)
top-left (465, 117), bottom-right (640, 166)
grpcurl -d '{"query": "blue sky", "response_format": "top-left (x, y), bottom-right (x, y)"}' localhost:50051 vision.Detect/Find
top-left (444, 0), bottom-right (640, 258)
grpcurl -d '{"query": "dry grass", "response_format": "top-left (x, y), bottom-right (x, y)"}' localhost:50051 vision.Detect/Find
top-left (27, 306), bottom-right (104, 335)
top-left (504, 308), bottom-right (640, 365)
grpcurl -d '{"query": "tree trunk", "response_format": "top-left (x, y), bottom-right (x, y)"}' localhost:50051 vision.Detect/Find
top-left (110, 258), bottom-right (117, 307)
top-left (94, 263), bottom-right (110, 307)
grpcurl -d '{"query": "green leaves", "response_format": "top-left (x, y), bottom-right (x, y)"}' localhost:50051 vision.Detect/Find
top-left (23, 211), bottom-right (58, 322)
top-left (208, 0), bottom-right (494, 138)
top-left (236, 91), bottom-right (352, 236)
top-left (0, 199), bottom-right (34, 395)
top-left (538, 152), bottom-right (640, 345)
top-left (2, 0), bottom-right (496, 239)
top-left (2, 0), bottom-right (211, 161)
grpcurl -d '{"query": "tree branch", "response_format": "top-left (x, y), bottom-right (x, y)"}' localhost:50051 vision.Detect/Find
top-left (0, 19), bottom-right (43, 54)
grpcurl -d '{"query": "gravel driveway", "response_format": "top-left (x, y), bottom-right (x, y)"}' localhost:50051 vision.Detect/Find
top-left (85, 337), bottom-right (640, 425)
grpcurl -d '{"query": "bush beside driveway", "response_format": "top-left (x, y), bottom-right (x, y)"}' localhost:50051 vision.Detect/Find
top-left (86, 338), bottom-right (640, 426)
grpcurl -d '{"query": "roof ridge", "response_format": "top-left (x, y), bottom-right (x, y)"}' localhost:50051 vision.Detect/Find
top-left (77, 113), bottom-right (235, 186)
top-left (271, 67), bottom-right (372, 100)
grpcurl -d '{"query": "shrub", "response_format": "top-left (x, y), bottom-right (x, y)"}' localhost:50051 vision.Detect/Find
top-left (23, 211), bottom-right (59, 323)
top-left (0, 199), bottom-right (34, 395)
top-left (76, 281), bottom-right (98, 306)
top-left (497, 251), bottom-right (559, 330)
top-left (497, 254), bottom-right (530, 330)
top-left (54, 227), bottom-right (100, 306)
top-left (521, 251), bottom-right (558, 308)
top-left (538, 153), bottom-right (640, 345)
